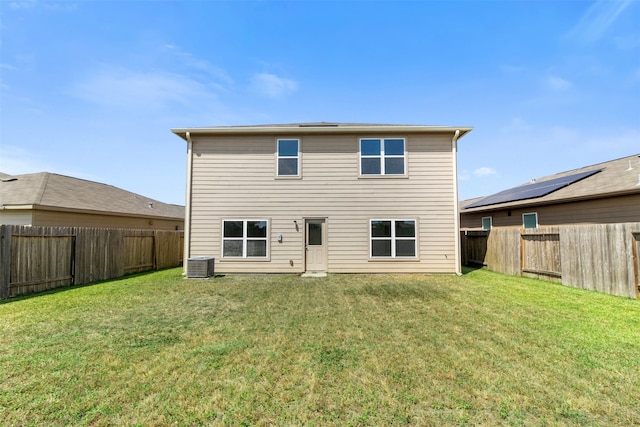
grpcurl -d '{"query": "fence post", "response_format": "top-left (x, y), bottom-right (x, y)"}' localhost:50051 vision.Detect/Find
top-left (519, 228), bottom-right (525, 277)
top-left (632, 231), bottom-right (640, 299)
top-left (0, 225), bottom-right (12, 298)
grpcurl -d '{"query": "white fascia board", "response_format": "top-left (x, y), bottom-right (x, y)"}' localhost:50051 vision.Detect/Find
top-left (171, 125), bottom-right (473, 141)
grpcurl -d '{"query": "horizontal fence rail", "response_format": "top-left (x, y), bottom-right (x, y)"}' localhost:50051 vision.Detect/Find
top-left (0, 225), bottom-right (184, 298)
top-left (461, 222), bottom-right (640, 299)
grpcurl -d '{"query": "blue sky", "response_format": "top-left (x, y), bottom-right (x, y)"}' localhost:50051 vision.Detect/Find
top-left (1, 0), bottom-right (638, 206)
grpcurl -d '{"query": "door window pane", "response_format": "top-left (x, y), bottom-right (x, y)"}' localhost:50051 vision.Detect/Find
top-left (308, 223), bottom-right (322, 246)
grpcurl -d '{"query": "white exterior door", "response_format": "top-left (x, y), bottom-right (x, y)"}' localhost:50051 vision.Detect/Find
top-left (305, 219), bottom-right (327, 272)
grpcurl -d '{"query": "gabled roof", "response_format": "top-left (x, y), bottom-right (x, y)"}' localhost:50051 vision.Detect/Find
top-left (461, 154), bottom-right (640, 212)
top-left (0, 172), bottom-right (184, 220)
top-left (171, 122), bottom-right (473, 141)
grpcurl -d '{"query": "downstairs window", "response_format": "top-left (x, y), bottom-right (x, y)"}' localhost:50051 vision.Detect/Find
top-left (370, 219), bottom-right (416, 258)
top-left (222, 220), bottom-right (268, 258)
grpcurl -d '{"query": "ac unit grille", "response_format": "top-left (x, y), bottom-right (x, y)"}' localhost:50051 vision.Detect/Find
top-left (187, 257), bottom-right (215, 278)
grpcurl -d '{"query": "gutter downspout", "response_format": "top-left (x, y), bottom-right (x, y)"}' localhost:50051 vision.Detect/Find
top-left (183, 131), bottom-right (193, 275)
top-left (452, 130), bottom-right (462, 276)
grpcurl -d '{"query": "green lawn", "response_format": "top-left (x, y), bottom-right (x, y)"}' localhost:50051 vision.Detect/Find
top-left (1, 268), bottom-right (638, 426)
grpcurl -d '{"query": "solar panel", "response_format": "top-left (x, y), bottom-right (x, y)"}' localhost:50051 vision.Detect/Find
top-left (465, 168), bottom-right (602, 209)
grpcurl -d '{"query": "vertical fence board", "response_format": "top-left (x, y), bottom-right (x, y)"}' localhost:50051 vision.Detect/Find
top-left (0, 225), bottom-right (11, 298)
top-left (632, 232), bottom-right (640, 298)
top-left (560, 224), bottom-right (637, 298)
top-left (7, 226), bottom-right (75, 296)
top-left (522, 228), bottom-right (561, 282)
top-left (486, 228), bottom-right (521, 276)
top-left (1, 226), bottom-right (183, 299)
top-left (462, 222), bottom-right (640, 298)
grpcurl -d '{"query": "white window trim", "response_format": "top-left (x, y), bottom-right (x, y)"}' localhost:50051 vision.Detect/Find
top-left (482, 216), bottom-right (492, 231)
top-left (221, 219), bottom-right (269, 259)
top-left (369, 219), bottom-right (417, 259)
top-left (522, 212), bottom-right (538, 229)
top-left (359, 138), bottom-right (407, 177)
top-left (276, 138), bottom-right (301, 178)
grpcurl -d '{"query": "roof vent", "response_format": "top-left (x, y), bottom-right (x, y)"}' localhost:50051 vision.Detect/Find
top-left (298, 123), bottom-right (339, 127)
top-left (1, 178), bottom-right (17, 182)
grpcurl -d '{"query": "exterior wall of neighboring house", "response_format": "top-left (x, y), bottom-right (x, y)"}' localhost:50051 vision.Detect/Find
top-left (31, 209), bottom-right (183, 230)
top-left (0, 208), bottom-right (182, 230)
top-left (0, 210), bottom-right (33, 226)
top-left (187, 131), bottom-right (461, 274)
top-left (460, 193), bottom-right (640, 230)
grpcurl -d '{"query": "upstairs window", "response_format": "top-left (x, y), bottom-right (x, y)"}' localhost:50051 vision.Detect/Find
top-left (370, 219), bottom-right (416, 258)
top-left (482, 217), bottom-right (492, 231)
top-left (277, 139), bottom-right (300, 177)
top-left (360, 138), bottom-right (406, 176)
top-left (222, 220), bottom-right (268, 258)
top-left (522, 213), bottom-right (538, 229)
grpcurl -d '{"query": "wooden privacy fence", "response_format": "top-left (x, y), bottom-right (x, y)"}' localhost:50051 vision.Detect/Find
top-left (461, 223), bottom-right (640, 298)
top-left (0, 225), bottom-right (184, 298)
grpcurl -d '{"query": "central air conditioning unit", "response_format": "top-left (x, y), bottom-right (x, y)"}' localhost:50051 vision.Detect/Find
top-left (186, 256), bottom-right (215, 278)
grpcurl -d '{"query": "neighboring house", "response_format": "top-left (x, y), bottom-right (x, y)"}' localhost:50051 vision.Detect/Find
top-left (460, 154), bottom-right (640, 230)
top-left (0, 172), bottom-right (184, 230)
top-left (172, 122), bottom-right (472, 275)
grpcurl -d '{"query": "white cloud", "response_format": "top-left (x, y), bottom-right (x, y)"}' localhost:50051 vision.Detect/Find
top-left (249, 73), bottom-right (298, 98)
top-left (545, 75), bottom-right (572, 91)
top-left (9, 0), bottom-right (37, 9)
top-left (69, 68), bottom-right (219, 111)
top-left (473, 167), bottom-right (497, 177)
top-left (567, 0), bottom-right (633, 42)
top-left (161, 44), bottom-right (234, 87)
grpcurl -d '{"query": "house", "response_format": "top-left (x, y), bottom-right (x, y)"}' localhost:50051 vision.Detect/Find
top-left (0, 172), bottom-right (184, 230)
top-left (460, 154), bottom-right (640, 230)
top-left (172, 122), bottom-right (472, 275)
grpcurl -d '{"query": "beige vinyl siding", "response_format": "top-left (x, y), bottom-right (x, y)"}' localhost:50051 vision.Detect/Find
top-left (0, 210), bottom-right (33, 225)
top-left (31, 209), bottom-right (183, 230)
top-left (188, 133), bottom-right (457, 273)
top-left (460, 194), bottom-right (640, 229)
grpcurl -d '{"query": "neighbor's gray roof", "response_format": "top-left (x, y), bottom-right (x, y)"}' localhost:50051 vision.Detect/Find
top-left (171, 122), bottom-right (473, 141)
top-left (461, 154), bottom-right (640, 212)
top-left (0, 172), bottom-right (184, 219)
